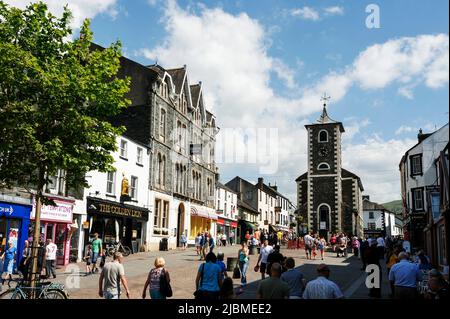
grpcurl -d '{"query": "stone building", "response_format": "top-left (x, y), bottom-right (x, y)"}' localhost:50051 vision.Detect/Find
top-left (112, 53), bottom-right (219, 250)
top-left (296, 103), bottom-right (364, 240)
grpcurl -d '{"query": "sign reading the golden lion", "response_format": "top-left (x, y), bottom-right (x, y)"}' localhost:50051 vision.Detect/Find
top-left (87, 197), bottom-right (148, 221)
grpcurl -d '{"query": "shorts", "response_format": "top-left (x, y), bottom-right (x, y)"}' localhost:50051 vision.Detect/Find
top-left (92, 252), bottom-right (99, 264)
top-left (305, 245), bottom-right (312, 252)
top-left (260, 262), bottom-right (267, 274)
top-left (104, 291), bottom-right (119, 299)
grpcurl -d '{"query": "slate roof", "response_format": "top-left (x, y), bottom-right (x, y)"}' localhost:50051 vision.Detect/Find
top-left (305, 106), bottom-right (345, 132)
top-left (237, 199), bottom-right (259, 214)
top-left (190, 84), bottom-right (201, 108)
top-left (167, 67), bottom-right (186, 94)
top-left (342, 168), bottom-right (364, 191)
top-left (295, 172), bottom-right (307, 182)
top-left (217, 182), bottom-right (238, 194)
top-left (363, 199), bottom-right (386, 211)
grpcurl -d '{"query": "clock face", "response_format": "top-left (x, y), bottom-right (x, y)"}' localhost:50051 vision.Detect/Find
top-left (319, 147), bottom-right (329, 157)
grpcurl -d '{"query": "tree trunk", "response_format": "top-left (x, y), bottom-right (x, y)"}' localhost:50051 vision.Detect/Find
top-left (29, 169), bottom-right (45, 298)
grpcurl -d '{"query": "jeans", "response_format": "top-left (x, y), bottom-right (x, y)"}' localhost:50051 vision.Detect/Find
top-left (46, 260), bottom-right (56, 278)
top-left (150, 289), bottom-right (166, 299)
top-left (104, 291), bottom-right (119, 299)
top-left (239, 261), bottom-right (249, 286)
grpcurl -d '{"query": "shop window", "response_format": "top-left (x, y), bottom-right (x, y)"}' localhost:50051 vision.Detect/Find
top-left (130, 176), bottom-right (138, 200)
top-left (153, 199), bottom-right (169, 235)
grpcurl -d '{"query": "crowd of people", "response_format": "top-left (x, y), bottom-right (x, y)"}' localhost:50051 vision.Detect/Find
top-left (2, 229), bottom-right (448, 300)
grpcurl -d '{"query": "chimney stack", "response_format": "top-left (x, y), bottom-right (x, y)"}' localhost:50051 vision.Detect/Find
top-left (258, 178), bottom-right (263, 187)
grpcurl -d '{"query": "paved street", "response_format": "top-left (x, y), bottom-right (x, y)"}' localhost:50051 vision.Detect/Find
top-left (49, 245), bottom-right (390, 299)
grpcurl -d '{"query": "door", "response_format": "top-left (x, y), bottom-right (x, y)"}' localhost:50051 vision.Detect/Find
top-left (177, 204), bottom-right (185, 247)
top-left (46, 223), bottom-right (55, 241)
top-left (0, 218), bottom-right (8, 255)
top-left (55, 224), bottom-right (67, 265)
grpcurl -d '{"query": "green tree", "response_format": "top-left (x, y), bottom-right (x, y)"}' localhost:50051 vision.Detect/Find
top-left (0, 1), bottom-right (130, 291)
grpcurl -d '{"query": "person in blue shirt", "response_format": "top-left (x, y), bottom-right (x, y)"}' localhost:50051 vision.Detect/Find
top-left (1, 241), bottom-right (17, 285)
top-left (216, 252), bottom-right (228, 281)
top-left (195, 252), bottom-right (222, 300)
top-left (389, 252), bottom-right (423, 299)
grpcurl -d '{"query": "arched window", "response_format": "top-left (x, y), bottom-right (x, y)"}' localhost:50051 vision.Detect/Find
top-left (317, 163), bottom-right (330, 171)
top-left (318, 129), bottom-right (328, 142)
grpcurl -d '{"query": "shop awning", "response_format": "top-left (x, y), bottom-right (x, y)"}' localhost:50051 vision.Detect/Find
top-left (191, 205), bottom-right (218, 220)
top-left (270, 224), bottom-right (279, 232)
top-left (240, 220), bottom-right (258, 230)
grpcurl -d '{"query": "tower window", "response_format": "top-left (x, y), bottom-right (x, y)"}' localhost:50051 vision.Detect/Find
top-left (318, 130), bottom-right (328, 142)
top-left (317, 163), bottom-right (330, 171)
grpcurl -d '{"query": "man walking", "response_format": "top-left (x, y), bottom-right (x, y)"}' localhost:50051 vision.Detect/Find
top-left (45, 239), bottom-right (57, 279)
top-left (99, 252), bottom-right (130, 299)
top-left (389, 252), bottom-right (422, 299)
top-left (256, 240), bottom-right (273, 280)
top-left (304, 232), bottom-right (314, 260)
top-left (91, 233), bottom-right (103, 273)
top-left (303, 264), bottom-right (344, 299)
top-left (281, 258), bottom-right (306, 299)
top-left (256, 263), bottom-right (289, 299)
top-left (229, 230), bottom-right (234, 246)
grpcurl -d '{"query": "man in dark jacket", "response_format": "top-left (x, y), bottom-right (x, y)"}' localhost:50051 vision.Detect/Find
top-left (360, 237), bottom-right (370, 270)
top-left (266, 245), bottom-right (285, 277)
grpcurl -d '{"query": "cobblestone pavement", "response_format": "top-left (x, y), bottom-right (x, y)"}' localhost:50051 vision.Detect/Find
top-left (46, 245), bottom-right (390, 299)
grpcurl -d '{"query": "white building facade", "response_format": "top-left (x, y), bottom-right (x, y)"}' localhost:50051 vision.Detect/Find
top-left (215, 183), bottom-right (238, 245)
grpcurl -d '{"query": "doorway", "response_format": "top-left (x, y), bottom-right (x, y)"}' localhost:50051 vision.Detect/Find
top-left (176, 203), bottom-right (185, 247)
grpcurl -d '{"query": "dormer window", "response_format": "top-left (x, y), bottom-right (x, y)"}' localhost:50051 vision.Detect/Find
top-left (318, 129), bottom-right (328, 142)
top-left (317, 163), bottom-right (330, 171)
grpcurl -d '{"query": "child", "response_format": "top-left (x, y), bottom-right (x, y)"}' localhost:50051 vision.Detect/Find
top-left (318, 237), bottom-right (326, 260)
top-left (83, 245), bottom-right (93, 276)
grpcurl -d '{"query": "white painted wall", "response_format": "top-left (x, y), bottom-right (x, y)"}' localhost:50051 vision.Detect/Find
top-left (363, 209), bottom-right (383, 230)
top-left (72, 135), bottom-right (150, 260)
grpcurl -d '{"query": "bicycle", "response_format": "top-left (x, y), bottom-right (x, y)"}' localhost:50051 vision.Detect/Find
top-left (0, 277), bottom-right (69, 299)
top-left (105, 241), bottom-right (132, 257)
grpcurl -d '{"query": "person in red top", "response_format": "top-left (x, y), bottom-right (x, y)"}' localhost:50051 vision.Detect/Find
top-left (245, 231), bottom-right (251, 245)
top-left (330, 234), bottom-right (337, 252)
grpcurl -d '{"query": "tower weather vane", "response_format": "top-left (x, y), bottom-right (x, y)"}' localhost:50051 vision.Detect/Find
top-left (320, 92), bottom-right (331, 107)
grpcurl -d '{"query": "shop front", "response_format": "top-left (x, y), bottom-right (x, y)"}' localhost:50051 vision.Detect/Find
top-left (0, 201), bottom-right (31, 268)
top-left (189, 204), bottom-right (217, 240)
top-left (30, 197), bottom-right (74, 266)
top-left (85, 197), bottom-right (148, 254)
top-left (216, 218), bottom-right (237, 245)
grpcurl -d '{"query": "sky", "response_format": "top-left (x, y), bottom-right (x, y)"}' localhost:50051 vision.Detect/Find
top-left (7, 0), bottom-right (449, 204)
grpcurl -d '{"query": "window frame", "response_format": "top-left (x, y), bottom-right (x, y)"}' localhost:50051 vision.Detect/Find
top-left (412, 187), bottom-right (425, 212)
top-left (410, 154), bottom-right (423, 176)
top-left (130, 176), bottom-right (138, 200)
top-left (119, 139), bottom-right (128, 159)
top-left (106, 171), bottom-right (116, 195)
top-left (317, 162), bottom-right (330, 171)
top-left (136, 147), bottom-right (143, 165)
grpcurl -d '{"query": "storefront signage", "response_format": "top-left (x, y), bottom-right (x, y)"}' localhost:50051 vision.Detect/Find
top-left (87, 197), bottom-right (149, 221)
top-left (0, 202), bottom-right (32, 219)
top-left (31, 198), bottom-right (73, 223)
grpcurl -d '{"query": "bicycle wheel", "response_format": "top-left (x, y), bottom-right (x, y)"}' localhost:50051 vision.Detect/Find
top-left (0, 288), bottom-right (24, 299)
top-left (121, 246), bottom-right (131, 257)
top-left (41, 289), bottom-right (68, 299)
top-left (106, 247), bottom-right (115, 257)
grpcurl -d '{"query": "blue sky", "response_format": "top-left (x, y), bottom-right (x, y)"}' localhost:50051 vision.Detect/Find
top-left (9, 0), bottom-right (450, 203)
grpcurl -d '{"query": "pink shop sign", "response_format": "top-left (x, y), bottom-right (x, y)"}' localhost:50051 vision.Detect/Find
top-left (31, 198), bottom-right (73, 223)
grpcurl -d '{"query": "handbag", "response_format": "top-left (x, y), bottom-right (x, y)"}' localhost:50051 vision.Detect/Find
top-left (194, 264), bottom-right (205, 298)
top-left (160, 269), bottom-right (173, 298)
top-left (232, 263), bottom-right (241, 279)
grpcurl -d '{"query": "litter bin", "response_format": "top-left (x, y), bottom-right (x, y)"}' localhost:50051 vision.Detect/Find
top-left (159, 238), bottom-right (168, 251)
top-left (226, 257), bottom-right (239, 271)
top-left (249, 245), bottom-right (258, 255)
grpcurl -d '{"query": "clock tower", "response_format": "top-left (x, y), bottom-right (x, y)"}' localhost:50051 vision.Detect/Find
top-left (304, 96), bottom-right (345, 239)
top-left (296, 95), bottom-right (364, 239)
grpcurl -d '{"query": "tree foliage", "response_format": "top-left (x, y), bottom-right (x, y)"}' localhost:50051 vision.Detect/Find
top-left (0, 1), bottom-right (130, 198)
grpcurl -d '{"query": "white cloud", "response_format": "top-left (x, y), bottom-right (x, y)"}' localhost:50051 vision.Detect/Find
top-left (395, 125), bottom-right (416, 135)
top-left (139, 1), bottom-right (448, 203)
top-left (352, 34), bottom-right (449, 90)
top-left (324, 6), bottom-right (344, 16)
top-left (343, 136), bottom-right (416, 203)
top-left (398, 86), bottom-right (414, 99)
top-left (4, 0), bottom-right (119, 29)
top-left (290, 7), bottom-right (320, 21)
top-left (344, 118), bottom-right (371, 140)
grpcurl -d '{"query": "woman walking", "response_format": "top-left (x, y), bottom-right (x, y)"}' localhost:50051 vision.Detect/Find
top-left (237, 242), bottom-right (250, 291)
top-left (318, 237), bottom-right (326, 260)
top-left (142, 257), bottom-right (171, 299)
top-left (180, 232), bottom-right (187, 251)
top-left (1, 241), bottom-right (16, 286)
top-left (195, 252), bottom-right (222, 300)
top-left (195, 233), bottom-right (202, 256)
